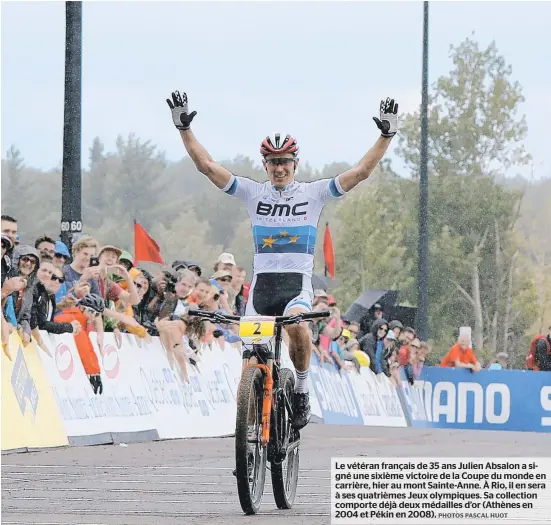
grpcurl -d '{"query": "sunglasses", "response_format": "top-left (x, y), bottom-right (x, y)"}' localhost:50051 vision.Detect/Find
top-left (20, 256), bottom-right (37, 265)
top-left (219, 276), bottom-right (232, 282)
top-left (378, 326), bottom-right (388, 332)
top-left (54, 253), bottom-right (68, 260)
top-left (51, 275), bottom-right (65, 283)
top-left (266, 158), bottom-right (295, 166)
top-left (81, 306), bottom-right (101, 318)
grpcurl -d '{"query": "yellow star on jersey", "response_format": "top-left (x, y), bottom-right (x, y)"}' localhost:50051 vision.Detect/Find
top-left (280, 231), bottom-right (288, 237)
top-left (289, 235), bottom-right (299, 243)
top-left (262, 235), bottom-right (277, 249)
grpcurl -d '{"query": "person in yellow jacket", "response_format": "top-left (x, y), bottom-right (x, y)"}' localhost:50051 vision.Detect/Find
top-left (112, 268), bottom-right (152, 343)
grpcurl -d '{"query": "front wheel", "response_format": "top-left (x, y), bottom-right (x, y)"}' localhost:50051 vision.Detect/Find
top-left (235, 366), bottom-right (267, 515)
top-left (271, 367), bottom-right (300, 509)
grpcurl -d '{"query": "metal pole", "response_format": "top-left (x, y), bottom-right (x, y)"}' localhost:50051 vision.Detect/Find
top-left (418, 1), bottom-right (430, 341)
top-left (60, 1), bottom-right (82, 251)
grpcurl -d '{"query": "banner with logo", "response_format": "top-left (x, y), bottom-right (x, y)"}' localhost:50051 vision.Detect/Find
top-left (400, 367), bottom-right (551, 433)
top-left (1, 332), bottom-right (68, 452)
top-left (309, 353), bottom-right (364, 425)
top-left (348, 367), bottom-right (408, 427)
top-left (38, 331), bottom-right (159, 442)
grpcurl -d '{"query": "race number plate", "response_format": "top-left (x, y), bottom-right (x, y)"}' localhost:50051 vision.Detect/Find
top-left (239, 316), bottom-right (276, 344)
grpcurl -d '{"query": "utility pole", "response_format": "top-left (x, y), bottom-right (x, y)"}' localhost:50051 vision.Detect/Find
top-left (60, 1), bottom-right (83, 251)
top-left (418, 1), bottom-right (430, 340)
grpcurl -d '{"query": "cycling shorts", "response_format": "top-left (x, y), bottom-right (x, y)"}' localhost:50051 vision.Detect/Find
top-left (245, 273), bottom-right (313, 317)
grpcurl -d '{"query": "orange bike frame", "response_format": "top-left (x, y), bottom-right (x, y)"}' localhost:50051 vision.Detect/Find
top-left (244, 363), bottom-right (274, 447)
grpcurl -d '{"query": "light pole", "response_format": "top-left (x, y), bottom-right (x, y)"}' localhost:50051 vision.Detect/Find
top-left (418, 0), bottom-right (430, 341)
top-left (60, 1), bottom-right (83, 250)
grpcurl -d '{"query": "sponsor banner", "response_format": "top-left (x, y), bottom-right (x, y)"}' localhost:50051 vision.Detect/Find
top-left (348, 367), bottom-right (407, 427)
top-left (400, 367), bottom-right (551, 433)
top-left (38, 331), bottom-right (157, 438)
top-left (1, 332), bottom-right (67, 451)
top-left (138, 339), bottom-right (241, 439)
top-left (309, 353), bottom-right (364, 425)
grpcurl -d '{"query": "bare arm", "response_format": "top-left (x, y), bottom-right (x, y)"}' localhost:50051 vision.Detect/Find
top-left (337, 136), bottom-right (393, 192)
top-left (180, 129), bottom-right (232, 190)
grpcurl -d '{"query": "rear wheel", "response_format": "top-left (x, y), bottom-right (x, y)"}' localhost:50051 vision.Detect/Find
top-left (235, 366), bottom-right (267, 515)
top-left (271, 367), bottom-right (300, 509)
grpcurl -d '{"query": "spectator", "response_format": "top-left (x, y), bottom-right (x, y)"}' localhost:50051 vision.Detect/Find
top-left (2, 234), bottom-right (13, 286)
top-left (62, 235), bottom-right (101, 298)
top-left (111, 267), bottom-right (152, 342)
top-left (55, 293), bottom-right (106, 394)
top-left (347, 321), bottom-right (360, 339)
top-left (53, 240), bottom-right (70, 268)
top-left (487, 352), bottom-right (508, 370)
top-left (210, 272), bottom-right (232, 314)
top-left (146, 268), bottom-right (179, 321)
top-left (30, 260), bottom-right (79, 354)
top-left (397, 326), bottom-right (416, 367)
top-left (389, 319), bottom-right (403, 338)
top-left (95, 244), bottom-right (140, 307)
top-left (188, 277), bottom-right (212, 306)
top-left (34, 235), bottom-right (56, 259)
top-left (119, 251), bottom-right (134, 272)
top-left (156, 269), bottom-right (197, 382)
top-left (358, 318), bottom-right (390, 376)
top-left (1, 215), bottom-right (18, 246)
top-left (215, 252), bottom-right (236, 273)
top-left (417, 340), bottom-right (434, 366)
top-left (7, 245), bottom-right (40, 345)
top-left (440, 334), bottom-right (481, 372)
top-left (531, 326), bottom-right (551, 372)
top-left (231, 265), bottom-right (247, 315)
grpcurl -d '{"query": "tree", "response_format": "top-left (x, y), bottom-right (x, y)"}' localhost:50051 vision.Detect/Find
top-left (396, 36), bottom-right (533, 355)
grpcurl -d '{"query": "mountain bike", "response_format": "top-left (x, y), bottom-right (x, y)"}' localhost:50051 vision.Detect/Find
top-left (187, 308), bottom-right (330, 515)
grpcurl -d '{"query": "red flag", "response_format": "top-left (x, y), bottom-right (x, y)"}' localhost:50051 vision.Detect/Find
top-left (323, 222), bottom-right (335, 279)
top-left (134, 221), bottom-right (165, 265)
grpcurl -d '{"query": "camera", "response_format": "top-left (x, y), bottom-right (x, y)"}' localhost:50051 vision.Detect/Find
top-left (162, 271), bottom-right (177, 294)
top-left (89, 256), bottom-right (100, 267)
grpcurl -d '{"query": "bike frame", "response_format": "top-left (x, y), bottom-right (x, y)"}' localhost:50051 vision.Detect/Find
top-left (187, 309), bottom-right (329, 450)
top-left (241, 324), bottom-right (283, 447)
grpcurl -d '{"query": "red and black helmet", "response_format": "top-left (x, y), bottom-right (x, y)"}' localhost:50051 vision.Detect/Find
top-left (260, 133), bottom-right (299, 157)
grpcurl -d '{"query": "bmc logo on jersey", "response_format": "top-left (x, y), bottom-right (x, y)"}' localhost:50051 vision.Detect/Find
top-left (256, 201), bottom-right (308, 217)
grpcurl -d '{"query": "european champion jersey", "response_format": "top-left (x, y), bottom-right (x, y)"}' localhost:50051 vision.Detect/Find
top-left (221, 174), bottom-right (347, 277)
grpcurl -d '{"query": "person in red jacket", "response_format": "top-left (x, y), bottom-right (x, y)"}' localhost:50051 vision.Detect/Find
top-left (55, 293), bottom-right (105, 394)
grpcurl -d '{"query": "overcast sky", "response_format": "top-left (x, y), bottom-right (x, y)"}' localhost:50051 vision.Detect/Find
top-left (2, 1), bottom-right (550, 179)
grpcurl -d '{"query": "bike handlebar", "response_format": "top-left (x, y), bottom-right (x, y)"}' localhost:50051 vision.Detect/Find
top-left (187, 308), bottom-right (331, 326)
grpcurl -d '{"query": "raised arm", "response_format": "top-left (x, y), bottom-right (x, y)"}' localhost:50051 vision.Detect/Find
top-left (167, 90), bottom-right (232, 189)
top-left (337, 98), bottom-right (399, 193)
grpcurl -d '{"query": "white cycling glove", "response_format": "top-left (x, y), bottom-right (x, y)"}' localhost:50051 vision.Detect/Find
top-left (373, 97), bottom-right (399, 138)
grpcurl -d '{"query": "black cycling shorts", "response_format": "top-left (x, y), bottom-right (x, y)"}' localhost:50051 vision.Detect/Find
top-left (245, 273), bottom-right (313, 317)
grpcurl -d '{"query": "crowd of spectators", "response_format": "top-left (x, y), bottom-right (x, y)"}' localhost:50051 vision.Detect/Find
top-left (2, 213), bottom-right (549, 396)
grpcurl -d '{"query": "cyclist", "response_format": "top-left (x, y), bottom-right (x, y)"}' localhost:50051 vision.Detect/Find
top-left (166, 91), bottom-right (399, 430)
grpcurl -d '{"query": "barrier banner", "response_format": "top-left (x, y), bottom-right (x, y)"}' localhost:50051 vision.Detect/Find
top-left (400, 367), bottom-right (551, 433)
top-left (37, 331), bottom-right (158, 442)
top-left (1, 332), bottom-right (67, 452)
top-left (141, 339), bottom-right (241, 439)
top-left (309, 353), bottom-right (363, 425)
top-left (348, 367), bottom-right (408, 427)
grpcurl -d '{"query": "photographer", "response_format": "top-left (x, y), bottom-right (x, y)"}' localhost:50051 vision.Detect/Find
top-left (155, 269), bottom-right (197, 383)
top-left (146, 267), bottom-right (180, 321)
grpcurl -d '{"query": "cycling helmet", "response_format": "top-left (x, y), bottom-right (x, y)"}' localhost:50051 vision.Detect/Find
top-left (77, 293), bottom-right (105, 313)
top-left (260, 133), bottom-right (299, 157)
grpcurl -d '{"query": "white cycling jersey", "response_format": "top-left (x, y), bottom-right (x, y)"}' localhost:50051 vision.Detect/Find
top-left (221, 173), bottom-right (347, 278)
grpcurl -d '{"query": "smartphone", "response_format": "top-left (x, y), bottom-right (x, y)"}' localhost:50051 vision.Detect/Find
top-left (89, 256), bottom-right (100, 267)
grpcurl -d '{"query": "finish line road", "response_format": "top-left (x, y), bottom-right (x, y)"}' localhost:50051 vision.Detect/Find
top-left (2, 425), bottom-right (549, 525)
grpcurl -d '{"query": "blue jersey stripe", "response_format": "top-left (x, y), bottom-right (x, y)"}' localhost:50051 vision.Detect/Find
top-left (253, 224), bottom-right (317, 255)
top-left (224, 177), bottom-right (238, 195)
